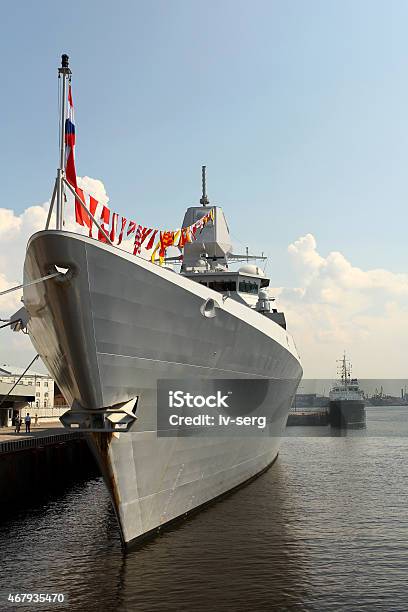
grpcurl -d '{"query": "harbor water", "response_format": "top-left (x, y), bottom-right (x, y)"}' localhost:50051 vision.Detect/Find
top-left (1, 405), bottom-right (407, 611)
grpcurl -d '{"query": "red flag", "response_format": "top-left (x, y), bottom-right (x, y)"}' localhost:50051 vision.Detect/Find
top-left (133, 225), bottom-right (142, 255)
top-left (159, 231), bottom-right (174, 262)
top-left (117, 217), bottom-right (127, 244)
top-left (75, 188), bottom-right (91, 229)
top-left (146, 229), bottom-right (158, 250)
top-left (68, 84), bottom-right (73, 108)
top-left (133, 226), bottom-right (153, 255)
top-left (178, 228), bottom-right (192, 248)
top-left (127, 221), bottom-right (136, 236)
top-left (88, 196), bottom-right (99, 237)
top-left (110, 212), bottom-right (119, 242)
top-left (98, 206), bottom-right (110, 243)
top-left (140, 227), bottom-right (152, 248)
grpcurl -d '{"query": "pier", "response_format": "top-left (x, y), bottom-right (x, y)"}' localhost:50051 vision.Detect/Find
top-left (286, 410), bottom-right (328, 426)
top-left (0, 422), bottom-right (80, 450)
top-left (0, 424), bottom-right (99, 508)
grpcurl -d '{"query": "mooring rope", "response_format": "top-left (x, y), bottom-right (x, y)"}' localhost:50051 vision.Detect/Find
top-left (0, 271), bottom-right (61, 297)
top-left (0, 320), bottom-right (20, 330)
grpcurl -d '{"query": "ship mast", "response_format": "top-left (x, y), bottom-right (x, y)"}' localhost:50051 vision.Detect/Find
top-left (343, 352), bottom-right (346, 387)
top-left (339, 352), bottom-right (353, 388)
top-left (336, 352), bottom-right (349, 388)
top-left (200, 165), bottom-right (210, 207)
top-left (56, 54), bottom-right (71, 230)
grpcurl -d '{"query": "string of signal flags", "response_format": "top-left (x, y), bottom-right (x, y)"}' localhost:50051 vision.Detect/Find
top-left (63, 82), bottom-right (214, 265)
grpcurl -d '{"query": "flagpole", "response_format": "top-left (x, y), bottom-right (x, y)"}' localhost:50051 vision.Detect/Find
top-left (56, 54), bottom-right (71, 230)
top-left (45, 178), bottom-right (58, 230)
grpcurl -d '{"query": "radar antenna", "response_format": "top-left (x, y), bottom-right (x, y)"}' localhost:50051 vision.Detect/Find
top-left (200, 165), bottom-right (210, 206)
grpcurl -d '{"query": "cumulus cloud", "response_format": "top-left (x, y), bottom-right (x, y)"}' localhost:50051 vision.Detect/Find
top-left (0, 202), bottom-right (49, 313)
top-left (0, 186), bottom-right (406, 378)
top-left (276, 233), bottom-right (408, 377)
top-left (0, 209), bottom-right (21, 238)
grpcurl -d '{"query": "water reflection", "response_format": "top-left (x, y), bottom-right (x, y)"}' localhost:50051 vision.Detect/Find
top-left (118, 460), bottom-right (310, 611)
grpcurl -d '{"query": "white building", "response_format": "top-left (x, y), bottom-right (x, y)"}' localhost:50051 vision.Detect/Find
top-left (0, 364), bottom-right (66, 421)
top-left (0, 380), bottom-right (35, 427)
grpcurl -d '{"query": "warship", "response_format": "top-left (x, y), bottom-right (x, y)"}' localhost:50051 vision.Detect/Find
top-left (19, 56), bottom-right (303, 546)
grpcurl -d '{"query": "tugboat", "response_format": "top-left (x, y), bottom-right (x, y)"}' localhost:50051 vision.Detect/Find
top-left (329, 354), bottom-right (366, 429)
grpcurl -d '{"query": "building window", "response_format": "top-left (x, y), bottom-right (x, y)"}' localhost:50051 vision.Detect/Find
top-left (44, 381), bottom-right (48, 387)
top-left (44, 400), bottom-right (48, 408)
top-left (44, 392), bottom-right (48, 397)
top-left (35, 401), bottom-right (39, 407)
top-left (36, 381), bottom-right (40, 386)
top-left (36, 392), bottom-right (40, 397)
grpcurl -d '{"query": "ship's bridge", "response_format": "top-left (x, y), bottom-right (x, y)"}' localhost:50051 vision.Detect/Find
top-left (183, 266), bottom-right (269, 303)
top-left (182, 266), bottom-right (286, 329)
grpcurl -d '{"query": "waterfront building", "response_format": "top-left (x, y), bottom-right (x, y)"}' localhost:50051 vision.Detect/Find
top-left (0, 380), bottom-right (35, 427)
top-left (0, 365), bottom-right (67, 423)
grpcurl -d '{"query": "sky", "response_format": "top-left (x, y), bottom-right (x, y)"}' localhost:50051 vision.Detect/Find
top-left (0, 0), bottom-right (407, 378)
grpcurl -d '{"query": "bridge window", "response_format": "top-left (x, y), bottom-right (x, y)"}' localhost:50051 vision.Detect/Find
top-left (238, 280), bottom-right (259, 294)
top-left (208, 280), bottom-right (237, 292)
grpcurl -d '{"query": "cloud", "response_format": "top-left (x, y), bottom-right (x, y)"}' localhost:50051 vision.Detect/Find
top-left (0, 202), bottom-right (50, 317)
top-left (78, 176), bottom-right (109, 206)
top-left (0, 200), bottom-right (50, 368)
top-left (0, 209), bottom-right (21, 238)
top-left (276, 233), bottom-right (408, 378)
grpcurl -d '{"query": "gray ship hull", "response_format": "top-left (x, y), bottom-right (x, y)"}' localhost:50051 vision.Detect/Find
top-left (329, 400), bottom-right (366, 429)
top-left (23, 231), bottom-right (302, 545)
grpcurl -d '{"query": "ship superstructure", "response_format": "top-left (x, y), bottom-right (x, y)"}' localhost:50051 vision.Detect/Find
top-left (166, 167), bottom-right (287, 327)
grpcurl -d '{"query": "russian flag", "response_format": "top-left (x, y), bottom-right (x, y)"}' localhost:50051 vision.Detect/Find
top-left (65, 85), bottom-right (77, 190)
top-left (65, 85), bottom-right (91, 228)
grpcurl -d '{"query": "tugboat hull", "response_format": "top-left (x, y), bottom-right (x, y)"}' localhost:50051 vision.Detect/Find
top-left (329, 400), bottom-right (366, 429)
